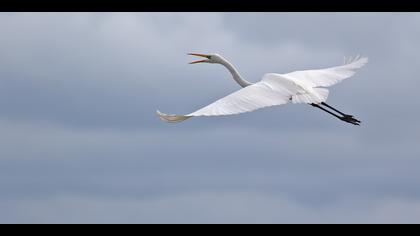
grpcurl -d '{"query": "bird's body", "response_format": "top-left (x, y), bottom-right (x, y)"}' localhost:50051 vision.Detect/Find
top-left (157, 53), bottom-right (367, 125)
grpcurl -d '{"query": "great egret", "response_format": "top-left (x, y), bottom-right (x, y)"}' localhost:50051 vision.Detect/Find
top-left (157, 53), bottom-right (368, 125)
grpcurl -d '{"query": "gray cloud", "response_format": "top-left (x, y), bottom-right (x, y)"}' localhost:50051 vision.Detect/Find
top-left (2, 192), bottom-right (420, 224)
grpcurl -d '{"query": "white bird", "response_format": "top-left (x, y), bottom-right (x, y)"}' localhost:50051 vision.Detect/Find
top-left (157, 53), bottom-right (368, 125)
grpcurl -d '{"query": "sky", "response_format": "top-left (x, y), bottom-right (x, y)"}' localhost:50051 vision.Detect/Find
top-left (0, 12), bottom-right (420, 224)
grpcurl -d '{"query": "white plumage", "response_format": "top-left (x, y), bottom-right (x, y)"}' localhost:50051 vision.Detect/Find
top-left (284, 55), bottom-right (368, 88)
top-left (157, 54), bottom-right (367, 125)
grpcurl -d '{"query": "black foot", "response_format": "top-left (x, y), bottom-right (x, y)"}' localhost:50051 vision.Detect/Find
top-left (340, 115), bottom-right (361, 125)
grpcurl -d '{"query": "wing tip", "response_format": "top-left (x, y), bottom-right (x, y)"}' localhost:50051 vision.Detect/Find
top-left (156, 110), bottom-right (192, 123)
top-left (344, 55), bottom-right (369, 67)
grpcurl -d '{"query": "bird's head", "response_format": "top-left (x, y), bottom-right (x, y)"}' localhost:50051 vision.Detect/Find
top-left (188, 53), bottom-right (224, 64)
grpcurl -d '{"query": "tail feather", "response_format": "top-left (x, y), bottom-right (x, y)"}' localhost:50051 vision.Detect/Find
top-left (313, 88), bottom-right (329, 102)
top-left (157, 110), bottom-right (192, 123)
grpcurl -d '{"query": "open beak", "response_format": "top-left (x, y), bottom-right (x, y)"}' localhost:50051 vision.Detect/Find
top-left (188, 53), bottom-right (210, 64)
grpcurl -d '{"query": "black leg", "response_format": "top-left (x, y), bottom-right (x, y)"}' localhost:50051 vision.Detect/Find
top-left (311, 104), bottom-right (341, 119)
top-left (310, 103), bottom-right (360, 126)
top-left (321, 102), bottom-right (361, 124)
top-left (321, 102), bottom-right (348, 116)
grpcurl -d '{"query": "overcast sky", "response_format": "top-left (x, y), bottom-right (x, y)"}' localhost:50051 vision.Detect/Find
top-left (1, 12), bottom-right (420, 223)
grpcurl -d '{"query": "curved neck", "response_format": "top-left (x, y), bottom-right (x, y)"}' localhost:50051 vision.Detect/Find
top-left (219, 58), bottom-right (253, 88)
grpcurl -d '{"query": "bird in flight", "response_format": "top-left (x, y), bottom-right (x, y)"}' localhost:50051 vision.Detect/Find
top-left (157, 53), bottom-right (367, 125)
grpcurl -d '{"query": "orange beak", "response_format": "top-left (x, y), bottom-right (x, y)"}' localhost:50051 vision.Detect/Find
top-left (188, 53), bottom-right (210, 64)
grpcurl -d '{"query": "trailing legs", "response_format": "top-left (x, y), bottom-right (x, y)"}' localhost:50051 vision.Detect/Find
top-left (311, 103), bottom-right (361, 125)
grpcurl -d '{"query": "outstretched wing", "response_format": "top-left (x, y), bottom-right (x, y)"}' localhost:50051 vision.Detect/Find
top-left (157, 75), bottom-right (298, 123)
top-left (284, 56), bottom-right (368, 88)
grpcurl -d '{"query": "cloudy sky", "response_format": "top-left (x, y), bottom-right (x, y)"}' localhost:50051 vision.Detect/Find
top-left (0, 12), bottom-right (420, 223)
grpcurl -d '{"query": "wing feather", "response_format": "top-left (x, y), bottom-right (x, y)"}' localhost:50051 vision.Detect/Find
top-left (157, 76), bottom-right (299, 123)
top-left (188, 78), bottom-right (297, 117)
top-left (284, 56), bottom-right (368, 88)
